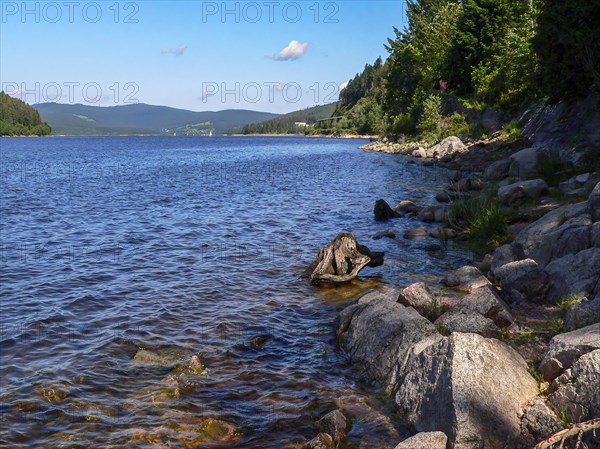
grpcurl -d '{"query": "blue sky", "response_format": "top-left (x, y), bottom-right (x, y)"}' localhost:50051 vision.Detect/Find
top-left (1, 1), bottom-right (407, 113)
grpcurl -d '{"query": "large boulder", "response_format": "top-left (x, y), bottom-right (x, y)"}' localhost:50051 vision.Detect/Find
top-left (565, 297), bottom-right (600, 330)
top-left (520, 399), bottom-right (563, 445)
top-left (394, 333), bottom-right (538, 449)
top-left (539, 323), bottom-right (600, 381)
top-left (548, 349), bottom-right (600, 422)
top-left (512, 201), bottom-right (592, 268)
top-left (484, 159), bottom-right (511, 181)
top-left (394, 432), bottom-right (448, 449)
top-left (494, 259), bottom-right (548, 303)
top-left (590, 182), bottom-right (600, 222)
top-left (375, 199), bottom-right (399, 221)
top-left (497, 179), bottom-right (548, 205)
top-left (425, 136), bottom-right (466, 159)
top-left (441, 266), bottom-right (491, 293)
top-left (508, 147), bottom-right (540, 179)
top-left (335, 293), bottom-right (442, 389)
top-left (543, 247), bottom-right (600, 303)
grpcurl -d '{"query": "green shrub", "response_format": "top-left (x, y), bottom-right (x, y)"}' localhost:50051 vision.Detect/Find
top-left (501, 120), bottom-right (523, 142)
top-left (418, 94), bottom-right (442, 140)
top-left (446, 191), bottom-right (511, 251)
top-left (531, 151), bottom-right (576, 186)
top-left (557, 294), bottom-right (582, 311)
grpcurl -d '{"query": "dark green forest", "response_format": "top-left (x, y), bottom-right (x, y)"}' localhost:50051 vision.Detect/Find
top-left (322, 0), bottom-right (599, 139)
top-left (0, 92), bottom-right (51, 136)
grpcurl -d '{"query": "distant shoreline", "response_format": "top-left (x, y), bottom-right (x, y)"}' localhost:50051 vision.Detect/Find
top-left (2, 134), bottom-right (379, 139)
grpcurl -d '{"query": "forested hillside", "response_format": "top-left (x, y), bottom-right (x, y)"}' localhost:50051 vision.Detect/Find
top-left (322, 0), bottom-right (599, 139)
top-left (0, 92), bottom-right (51, 136)
top-left (236, 103), bottom-right (338, 134)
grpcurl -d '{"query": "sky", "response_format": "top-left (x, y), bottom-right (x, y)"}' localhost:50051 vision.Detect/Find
top-left (1, 1), bottom-right (407, 113)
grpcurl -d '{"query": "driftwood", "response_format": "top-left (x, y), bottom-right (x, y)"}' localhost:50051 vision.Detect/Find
top-left (535, 418), bottom-right (600, 449)
top-left (306, 232), bottom-right (384, 284)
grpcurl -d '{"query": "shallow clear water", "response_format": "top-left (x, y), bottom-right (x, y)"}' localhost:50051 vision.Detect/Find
top-left (0, 136), bottom-right (472, 448)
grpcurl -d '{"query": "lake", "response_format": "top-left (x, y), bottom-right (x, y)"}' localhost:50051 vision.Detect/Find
top-left (0, 136), bottom-right (471, 448)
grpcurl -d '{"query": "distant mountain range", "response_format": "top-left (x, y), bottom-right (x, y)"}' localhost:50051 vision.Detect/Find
top-left (33, 103), bottom-right (280, 136)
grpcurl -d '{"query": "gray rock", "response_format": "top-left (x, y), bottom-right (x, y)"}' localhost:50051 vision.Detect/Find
top-left (539, 323), bottom-right (600, 381)
top-left (336, 295), bottom-right (442, 389)
top-left (491, 244), bottom-right (517, 274)
top-left (429, 227), bottom-right (457, 240)
top-left (316, 409), bottom-right (351, 444)
top-left (576, 173), bottom-right (591, 184)
top-left (404, 226), bottom-right (429, 239)
top-left (494, 258), bottom-right (548, 303)
top-left (412, 147), bottom-right (427, 158)
top-left (374, 199), bottom-right (399, 221)
top-left (394, 200), bottom-right (420, 215)
top-left (394, 431), bottom-right (448, 449)
top-left (484, 159), bottom-right (511, 181)
top-left (497, 179), bottom-right (548, 205)
top-left (394, 333), bottom-right (538, 449)
top-left (398, 282), bottom-right (438, 320)
top-left (548, 349), bottom-right (600, 422)
top-left (544, 248), bottom-right (600, 303)
top-left (425, 136), bottom-right (465, 159)
top-left (417, 206), bottom-right (436, 223)
top-left (441, 266), bottom-right (491, 293)
top-left (373, 230), bottom-right (397, 240)
top-left (479, 253), bottom-right (493, 273)
top-left (592, 222), bottom-right (600, 248)
top-left (435, 309), bottom-right (500, 338)
top-left (456, 285), bottom-right (514, 328)
top-left (508, 147), bottom-right (540, 179)
top-left (433, 206), bottom-right (448, 223)
top-left (435, 191), bottom-right (451, 203)
top-left (512, 201), bottom-right (592, 268)
top-left (300, 433), bottom-right (334, 449)
top-left (520, 399), bottom-right (563, 444)
top-left (589, 182), bottom-right (600, 222)
top-left (565, 297), bottom-right (600, 330)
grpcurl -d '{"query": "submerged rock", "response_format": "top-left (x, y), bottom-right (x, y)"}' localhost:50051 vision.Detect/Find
top-left (316, 409), bottom-right (351, 444)
top-left (393, 200), bottom-right (420, 215)
top-left (374, 199), bottom-right (399, 221)
top-left (394, 431), bottom-right (448, 449)
top-left (394, 333), bottom-right (538, 449)
top-left (403, 226), bottom-right (429, 239)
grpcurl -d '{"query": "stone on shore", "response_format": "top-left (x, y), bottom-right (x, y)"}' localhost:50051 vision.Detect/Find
top-left (544, 247), bottom-right (600, 304)
top-left (539, 323), bottom-right (600, 381)
top-left (429, 227), bottom-right (457, 240)
top-left (435, 309), bottom-right (500, 338)
top-left (335, 293), bottom-right (442, 389)
top-left (497, 179), bottom-right (548, 205)
top-left (425, 136), bottom-right (466, 159)
top-left (508, 147), bottom-right (540, 179)
top-left (493, 259), bottom-right (548, 303)
top-left (565, 297), bottom-right (600, 330)
top-left (455, 285), bottom-right (514, 328)
top-left (393, 431), bottom-right (448, 449)
top-left (435, 191), bottom-right (451, 203)
top-left (374, 199), bottom-right (399, 221)
top-left (300, 433), bottom-right (334, 449)
top-left (394, 333), bottom-right (538, 449)
top-left (520, 398), bottom-right (563, 445)
top-left (484, 159), bottom-right (511, 181)
top-left (316, 409), bottom-right (351, 444)
top-left (373, 230), bottom-right (397, 240)
top-left (547, 349), bottom-right (600, 422)
top-left (397, 282), bottom-right (440, 320)
top-left (441, 266), bottom-right (491, 293)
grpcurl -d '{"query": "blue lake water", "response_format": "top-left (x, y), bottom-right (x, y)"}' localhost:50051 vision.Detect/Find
top-left (0, 136), bottom-right (471, 448)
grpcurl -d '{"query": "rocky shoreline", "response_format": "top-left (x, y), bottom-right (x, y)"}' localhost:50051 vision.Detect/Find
top-left (301, 103), bottom-right (600, 448)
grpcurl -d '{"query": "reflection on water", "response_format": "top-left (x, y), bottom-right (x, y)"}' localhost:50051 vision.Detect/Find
top-left (0, 136), bottom-right (472, 448)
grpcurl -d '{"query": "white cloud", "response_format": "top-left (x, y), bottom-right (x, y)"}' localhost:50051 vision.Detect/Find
top-left (161, 45), bottom-right (188, 56)
top-left (273, 40), bottom-right (309, 61)
top-left (7, 88), bottom-right (25, 97)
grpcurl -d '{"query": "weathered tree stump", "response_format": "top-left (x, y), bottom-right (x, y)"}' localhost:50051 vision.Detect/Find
top-left (306, 232), bottom-right (384, 284)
